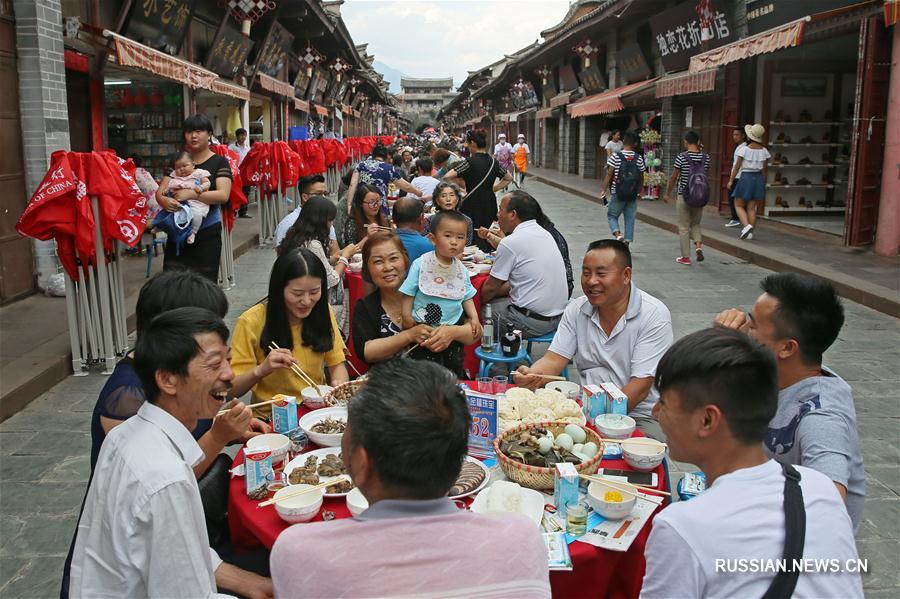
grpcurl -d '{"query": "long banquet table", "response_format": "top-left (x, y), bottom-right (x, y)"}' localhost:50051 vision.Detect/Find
top-left (227, 395), bottom-right (667, 599)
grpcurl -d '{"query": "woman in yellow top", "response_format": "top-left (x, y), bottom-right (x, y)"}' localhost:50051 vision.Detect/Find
top-left (512, 134), bottom-right (531, 189)
top-left (230, 248), bottom-right (349, 418)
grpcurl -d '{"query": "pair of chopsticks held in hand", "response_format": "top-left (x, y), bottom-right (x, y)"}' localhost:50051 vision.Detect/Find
top-left (216, 342), bottom-right (319, 415)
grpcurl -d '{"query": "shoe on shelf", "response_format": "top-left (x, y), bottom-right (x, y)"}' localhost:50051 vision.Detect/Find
top-left (781, 155), bottom-right (790, 164)
top-left (774, 172), bottom-right (783, 183)
top-left (676, 257), bottom-right (692, 265)
top-left (775, 196), bottom-right (784, 207)
top-left (725, 219), bottom-right (741, 228)
top-left (781, 176), bottom-right (790, 185)
top-left (798, 156), bottom-right (813, 165)
top-left (799, 135), bottom-right (815, 144)
top-left (776, 132), bottom-right (786, 143)
top-left (782, 199), bottom-right (790, 208)
top-left (805, 198), bottom-right (814, 208)
top-left (771, 153), bottom-right (782, 165)
top-left (740, 224), bottom-right (754, 240)
top-left (799, 109), bottom-right (813, 122)
top-left (796, 177), bottom-right (812, 185)
top-left (696, 248), bottom-right (705, 262)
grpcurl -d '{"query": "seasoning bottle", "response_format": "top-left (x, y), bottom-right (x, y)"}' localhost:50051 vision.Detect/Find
top-left (481, 304), bottom-right (494, 351)
top-left (501, 324), bottom-right (520, 357)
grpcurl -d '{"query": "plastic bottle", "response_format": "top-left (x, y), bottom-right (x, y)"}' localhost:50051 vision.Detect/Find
top-left (481, 304), bottom-right (494, 351)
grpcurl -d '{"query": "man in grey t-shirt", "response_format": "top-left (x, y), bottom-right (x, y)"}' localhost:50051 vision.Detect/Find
top-left (715, 273), bottom-right (865, 533)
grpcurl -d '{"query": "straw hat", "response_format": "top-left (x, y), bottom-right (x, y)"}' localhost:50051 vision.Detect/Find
top-left (745, 123), bottom-right (766, 143)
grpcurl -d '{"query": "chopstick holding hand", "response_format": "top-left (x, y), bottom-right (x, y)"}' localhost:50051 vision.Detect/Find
top-left (211, 400), bottom-right (253, 445)
top-left (230, 348), bottom-right (297, 399)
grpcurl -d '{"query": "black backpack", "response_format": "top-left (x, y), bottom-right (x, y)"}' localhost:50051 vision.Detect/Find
top-left (615, 151), bottom-right (641, 202)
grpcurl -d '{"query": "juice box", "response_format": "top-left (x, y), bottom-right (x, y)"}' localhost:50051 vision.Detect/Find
top-left (244, 447), bottom-right (273, 499)
top-left (582, 384), bottom-right (607, 421)
top-left (553, 462), bottom-right (580, 519)
top-left (271, 394), bottom-right (298, 434)
top-left (601, 382), bottom-right (628, 415)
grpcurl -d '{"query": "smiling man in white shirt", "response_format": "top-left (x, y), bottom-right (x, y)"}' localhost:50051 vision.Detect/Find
top-left (514, 239), bottom-right (672, 440)
top-left (69, 307), bottom-right (272, 599)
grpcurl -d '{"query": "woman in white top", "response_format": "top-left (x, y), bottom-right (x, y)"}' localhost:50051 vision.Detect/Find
top-left (277, 195), bottom-right (360, 334)
top-left (604, 130), bottom-right (624, 158)
top-left (725, 128), bottom-right (748, 228)
top-left (727, 124), bottom-right (771, 241)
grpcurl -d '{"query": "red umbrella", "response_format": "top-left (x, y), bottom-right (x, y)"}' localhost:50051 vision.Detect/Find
top-left (240, 142), bottom-right (274, 193)
top-left (211, 144), bottom-right (249, 233)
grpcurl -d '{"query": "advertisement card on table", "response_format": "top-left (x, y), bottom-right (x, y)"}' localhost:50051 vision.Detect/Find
top-left (466, 390), bottom-right (498, 459)
top-left (553, 495), bottom-right (663, 552)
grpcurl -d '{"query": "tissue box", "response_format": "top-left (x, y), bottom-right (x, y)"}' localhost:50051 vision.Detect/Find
top-left (582, 384), bottom-right (607, 421)
top-left (601, 382), bottom-right (628, 415)
top-left (271, 394), bottom-right (298, 434)
top-left (554, 462), bottom-right (580, 519)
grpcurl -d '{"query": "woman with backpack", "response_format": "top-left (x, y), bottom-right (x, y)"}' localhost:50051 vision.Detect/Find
top-left (727, 123), bottom-right (771, 241)
top-left (600, 131), bottom-right (646, 245)
top-left (664, 130), bottom-right (710, 265)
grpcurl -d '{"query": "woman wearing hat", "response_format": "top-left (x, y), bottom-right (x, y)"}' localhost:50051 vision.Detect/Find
top-left (728, 124), bottom-right (771, 240)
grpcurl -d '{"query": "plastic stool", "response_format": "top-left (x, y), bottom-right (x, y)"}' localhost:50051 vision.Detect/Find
top-left (145, 236), bottom-right (166, 277)
top-left (524, 330), bottom-right (569, 378)
top-left (475, 346), bottom-right (532, 378)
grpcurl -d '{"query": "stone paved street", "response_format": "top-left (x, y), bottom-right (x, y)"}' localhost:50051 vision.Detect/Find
top-left (1, 181), bottom-right (897, 597)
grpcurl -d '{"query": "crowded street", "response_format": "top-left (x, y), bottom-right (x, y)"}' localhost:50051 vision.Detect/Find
top-left (1, 0), bottom-right (899, 598)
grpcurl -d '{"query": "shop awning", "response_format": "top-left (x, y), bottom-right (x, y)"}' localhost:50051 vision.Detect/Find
top-left (536, 107), bottom-right (557, 119)
top-left (313, 104), bottom-right (329, 116)
top-left (294, 98), bottom-right (310, 113)
top-left (258, 73), bottom-right (296, 98)
top-left (210, 78), bottom-right (250, 102)
top-left (495, 113), bottom-right (512, 122)
top-left (689, 18), bottom-right (807, 73)
top-left (568, 78), bottom-right (659, 118)
top-left (656, 69), bottom-right (717, 98)
top-left (549, 91), bottom-right (573, 109)
top-left (104, 30), bottom-right (217, 89)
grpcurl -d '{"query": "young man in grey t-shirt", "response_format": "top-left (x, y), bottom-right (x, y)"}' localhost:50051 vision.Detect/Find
top-left (715, 273), bottom-right (865, 533)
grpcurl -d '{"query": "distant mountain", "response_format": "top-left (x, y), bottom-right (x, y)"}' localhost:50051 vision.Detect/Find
top-left (372, 60), bottom-right (407, 94)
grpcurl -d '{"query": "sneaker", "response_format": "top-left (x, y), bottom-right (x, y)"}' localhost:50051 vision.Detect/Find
top-left (747, 232), bottom-right (754, 240)
top-left (696, 248), bottom-right (704, 262)
top-left (676, 257), bottom-right (692, 265)
top-left (725, 220), bottom-right (741, 228)
top-left (613, 231), bottom-right (623, 241)
top-left (740, 224), bottom-right (754, 239)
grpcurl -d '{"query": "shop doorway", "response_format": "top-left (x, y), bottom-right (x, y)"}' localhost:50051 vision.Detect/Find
top-left (66, 70), bottom-right (93, 152)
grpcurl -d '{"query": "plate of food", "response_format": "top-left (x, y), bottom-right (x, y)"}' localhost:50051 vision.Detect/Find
top-left (283, 448), bottom-right (354, 498)
top-left (448, 456), bottom-right (491, 499)
top-left (469, 480), bottom-right (545, 526)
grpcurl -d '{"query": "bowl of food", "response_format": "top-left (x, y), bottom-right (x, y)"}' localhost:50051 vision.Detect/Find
top-left (346, 487), bottom-right (369, 517)
top-left (300, 384), bottom-right (333, 410)
top-left (622, 439), bottom-right (667, 472)
top-left (545, 381), bottom-right (581, 401)
top-left (594, 414), bottom-right (636, 440)
top-left (273, 484), bottom-right (324, 523)
top-left (493, 422), bottom-right (603, 491)
top-left (587, 480), bottom-right (636, 520)
top-left (299, 406), bottom-right (347, 447)
top-left (245, 433), bottom-right (291, 464)
top-left (323, 379), bottom-right (366, 407)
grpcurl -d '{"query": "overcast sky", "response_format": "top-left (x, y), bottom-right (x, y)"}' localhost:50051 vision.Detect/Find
top-left (341, 0), bottom-right (571, 88)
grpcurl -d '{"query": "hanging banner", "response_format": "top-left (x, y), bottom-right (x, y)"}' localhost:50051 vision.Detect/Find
top-left (206, 26), bottom-right (254, 80)
top-left (651, 1), bottom-right (735, 72)
top-left (617, 43), bottom-right (652, 84)
top-left (124, 0), bottom-right (194, 55)
top-left (578, 62), bottom-right (606, 95)
top-left (255, 20), bottom-right (293, 80)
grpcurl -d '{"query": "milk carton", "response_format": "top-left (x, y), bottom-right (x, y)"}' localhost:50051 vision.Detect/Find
top-left (244, 448), bottom-right (273, 499)
top-left (582, 384), bottom-right (607, 421)
top-left (271, 394), bottom-right (298, 434)
top-left (553, 462), bottom-right (580, 519)
top-left (601, 382), bottom-right (628, 415)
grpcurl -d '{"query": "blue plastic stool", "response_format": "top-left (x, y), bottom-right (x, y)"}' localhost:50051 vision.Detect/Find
top-left (524, 330), bottom-right (569, 378)
top-left (475, 346), bottom-right (531, 378)
top-left (145, 236), bottom-right (166, 277)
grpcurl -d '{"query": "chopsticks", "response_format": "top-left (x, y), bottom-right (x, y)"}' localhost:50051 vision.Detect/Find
top-left (536, 374), bottom-right (569, 382)
top-left (617, 438), bottom-right (669, 449)
top-left (403, 324), bottom-right (444, 356)
top-left (257, 476), bottom-right (350, 507)
top-left (217, 397), bottom-right (281, 416)
top-left (268, 342), bottom-right (318, 388)
top-left (579, 473), bottom-right (672, 498)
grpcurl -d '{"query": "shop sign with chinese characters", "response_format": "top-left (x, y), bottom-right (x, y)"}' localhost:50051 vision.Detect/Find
top-left (650, 1), bottom-right (734, 72)
top-left (206, 26), bottom-right (254, 80)
top-left (745, 0), bottom-right (860, 35)
top-left (125, 0), bottom-right (194, 55)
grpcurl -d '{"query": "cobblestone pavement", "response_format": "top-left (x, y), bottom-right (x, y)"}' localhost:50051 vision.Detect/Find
top-left (1, 180), bottom-right (896, 597)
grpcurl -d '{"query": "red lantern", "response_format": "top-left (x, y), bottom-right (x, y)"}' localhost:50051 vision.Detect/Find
top-left (121, 89), bottom-right (134, 107)
top-left (134, 89), bottom-right (147, 106)
top-left (149, 89), bottom-right (163, 106)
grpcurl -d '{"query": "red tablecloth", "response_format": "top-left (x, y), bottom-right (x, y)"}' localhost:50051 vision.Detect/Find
top-left (344, 270), bottom-right (490, 378)
top-left (227, 401), bottom-right (666, 599)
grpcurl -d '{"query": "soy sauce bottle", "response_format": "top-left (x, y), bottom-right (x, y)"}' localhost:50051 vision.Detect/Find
top-left (501, 324), bottom-right (521, 357)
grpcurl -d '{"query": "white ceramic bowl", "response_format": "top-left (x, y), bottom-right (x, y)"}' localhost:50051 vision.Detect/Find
top-left (299, 406), bottom-right (347, 447)
top-left (300, 385), bottom-right (333, 410)
top-left (545, 381), bottom-right (581, 400)
top-left (594, 414), bottom-right (636, 440)
top-left (587, 480), bottom-right (636, 520)
top-left (346, 487), bottom-right (369, 517)
top-left (273, 484), bottom-right (324, 523)
top-left (245, 433), bottom-right (291, 464)
top-left (622, 440), bottom-right (667, 472)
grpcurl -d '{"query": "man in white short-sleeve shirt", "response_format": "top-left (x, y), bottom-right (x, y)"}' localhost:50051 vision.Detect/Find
top-left (641, 327), bottom-right (862, 599)
top-left (514, 239), bottom-right (672, 440)
top-left (481, 191), bottom-right (568, 338)
top-left (69, 308), bottom-right (272, 598)
top-left (275, 173), bottom-right (338, 249)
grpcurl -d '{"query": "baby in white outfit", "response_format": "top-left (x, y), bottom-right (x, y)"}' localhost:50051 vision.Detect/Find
top-left (160, 152), bottom-right (211, 243)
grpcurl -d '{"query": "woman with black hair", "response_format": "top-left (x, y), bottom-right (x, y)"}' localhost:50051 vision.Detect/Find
top-left (155, 114), bottom-right (233, 281)
top-left (442, 128), bottom-right (513, 250)
top-left (278, 196), bottom-right (360, 332)
top-left (230, 248), bottom-right (349, 418)
top-left (345, 143), bottom-right (422, 216)
top-left (339, 183), bottom-right (391, 247)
